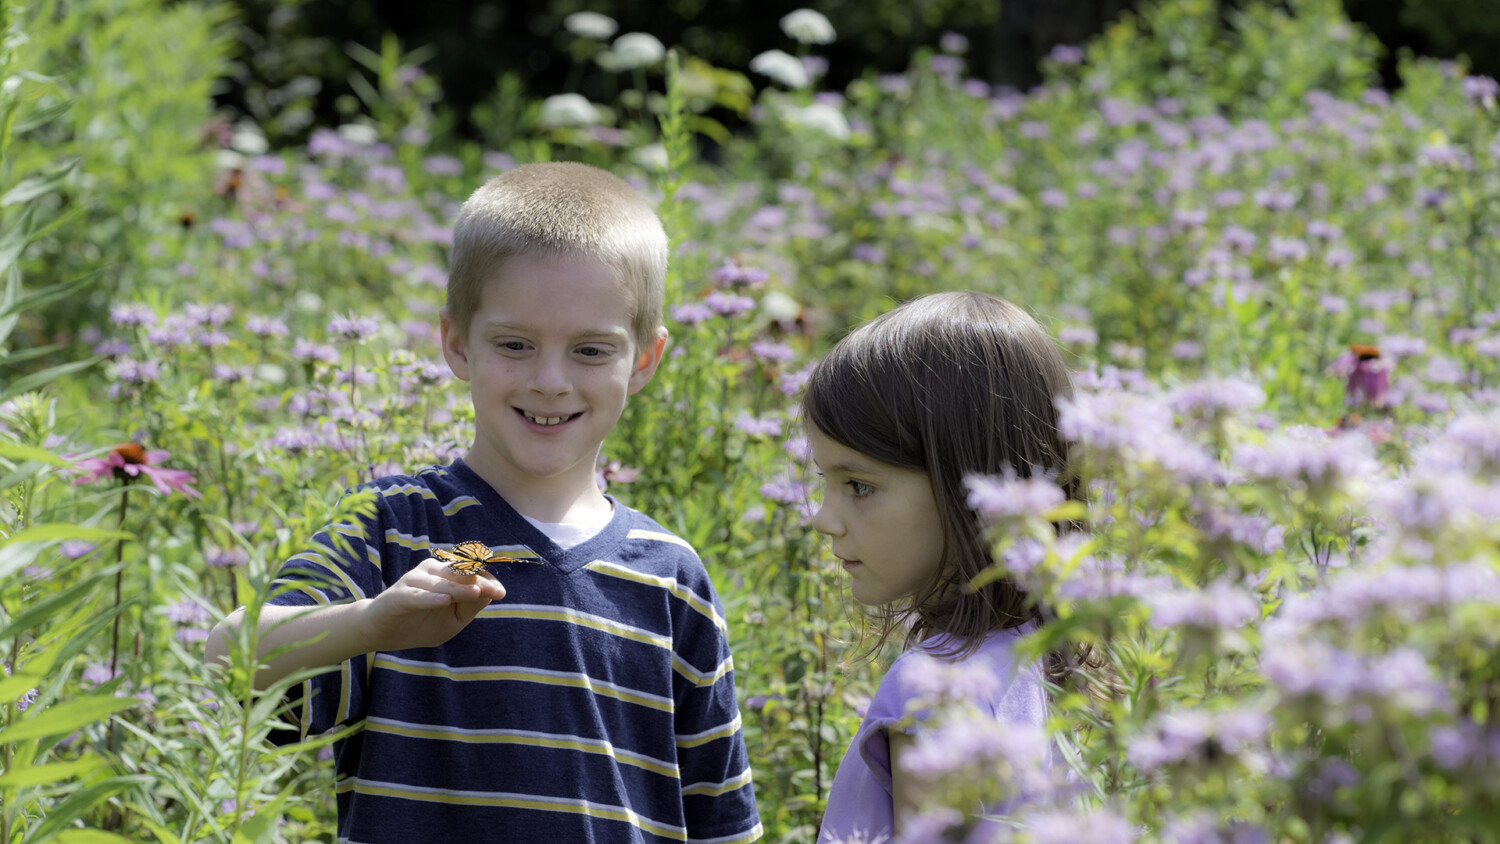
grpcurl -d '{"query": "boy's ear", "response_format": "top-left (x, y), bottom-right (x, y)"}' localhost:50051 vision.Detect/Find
top-left (439, 308), bottom-right (472, 382)
top-left (627, 327), bottom-right (669, 396)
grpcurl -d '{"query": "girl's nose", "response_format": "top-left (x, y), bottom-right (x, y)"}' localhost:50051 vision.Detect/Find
top-left (809, 501), bottom-right (840, 537)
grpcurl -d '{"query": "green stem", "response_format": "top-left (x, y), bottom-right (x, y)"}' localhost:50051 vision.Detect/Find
top-left (108, 487), bottom-right (130, 751)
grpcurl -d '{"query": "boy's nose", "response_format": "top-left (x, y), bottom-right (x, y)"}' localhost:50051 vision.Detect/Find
top-left (528, 355), bottom-right (571, 395)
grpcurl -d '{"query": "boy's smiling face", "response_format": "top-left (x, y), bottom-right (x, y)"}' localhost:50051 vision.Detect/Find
top-left (441, 253), bottom-right (666, 508)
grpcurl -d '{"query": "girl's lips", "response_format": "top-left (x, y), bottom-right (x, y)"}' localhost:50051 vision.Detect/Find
top-left (840, 559), bottom-right (862, 570)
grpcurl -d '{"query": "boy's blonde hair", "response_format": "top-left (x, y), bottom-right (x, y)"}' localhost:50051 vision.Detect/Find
top-left (446, 162), bottom-right (668, 349)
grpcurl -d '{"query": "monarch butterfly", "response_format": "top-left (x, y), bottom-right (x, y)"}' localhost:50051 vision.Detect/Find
top-left (432, 540), bottom-right (533, 575)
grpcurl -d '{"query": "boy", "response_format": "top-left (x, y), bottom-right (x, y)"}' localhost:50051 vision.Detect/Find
top-left (206, 162), bottom-right (762, 843)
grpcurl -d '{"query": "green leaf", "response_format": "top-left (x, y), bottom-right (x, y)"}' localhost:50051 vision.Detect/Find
top-left (2, 523), bottom-right (132, 546)
top-left (0, 264), bottom-right (20, 346)
top-left (124, 817), bottom-right (186, 844)
top-left (12, 100), bottom-right (71, 134)
top-left (0, 356), bottom-right (102, 402)
top-left (0, 269), bottom-right (102, 322)
top-left (0, 754), bottom-right (106, 787)
top-left (231, 786), bottom-right (292, 844)
top-left (0, 695), bottom-right (138, 744)
top-left (54, 831), bottom-right (136, 844)
top-left (0, 204), bottom-right (35, 279)
top-left (1, 158), bottom-right (79, 206)
top-left (0, 441), bottom-right (67, 465)
top-left (18, 775), bottom-right (150, 843)
top-left (0, 341), bottom-right (64, 365)
top-left (0, 577), bottom-right (99, 642)
top-left (0, 668), bottom-right (41, 701)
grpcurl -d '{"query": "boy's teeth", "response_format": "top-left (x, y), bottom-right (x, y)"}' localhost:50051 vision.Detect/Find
top-left (526, 412), bottom-right (569, 426)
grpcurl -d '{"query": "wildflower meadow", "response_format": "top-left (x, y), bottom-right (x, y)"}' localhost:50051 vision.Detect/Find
top-left (5, 0), bottom-right (1500, 840)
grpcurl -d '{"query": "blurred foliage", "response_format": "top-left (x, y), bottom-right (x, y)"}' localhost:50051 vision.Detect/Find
top-left (4, 0), bottom-right (233, 357)
top-left (212, 0), bottom-right (1500, 150)
top-left (8, 0), bottom-right (1500, 837)
top-left (1086, 0), bottom-right (1381, 118)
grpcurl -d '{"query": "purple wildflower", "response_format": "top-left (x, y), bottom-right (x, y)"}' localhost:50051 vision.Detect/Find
top-left (749, 340), bottom-right (795, 363)
top-left (81, 661), bottom-right (119, 685)
top-left (709, 258), bottom-right (770, 289)
top-left (1267, 236), bottom-right (1309, 262)
top-left (291, 340), bottom-right (339, 363)
top-left (109, 304), bottom-right (157, 327)
top-left (1232, 424), bottom-right (1378, 493)
top-left (964, 472), bottom-right (1066, 522)
top-left (60, 540), bottom-right (98, 559)
top-left (704, 291), bottom-right (756, 317)
top-left (759, 470), bottom-right (810, 505)
top-left (670, 303), bottom-right (715, 325)
top-left (185, 303), bottom-right (232, 327)
top-left (733, 412), bottom-right (783, 439)
top-left (329, 312), bottom-right (379, 342)
top-left (146, 315), bottom-right (195, 349)
top-left (939, 32), bottom-right (968, 54)
top-left (1026, 808), bottom-right (1136, 844)
top-left (206, 547), bottom-right (249, 568)
top-left (1166, 376), bottom-right (1265, 421)
top-left (1047, 44), bottom-right (1084, 65)
top-left (112, 358), bottom-right (160, 385)
top-left (246, 315), bottom-right (290, 337)
top-left (1464, 75), bottom-right (1498, 105)
top-left (423, 155), bottom-right (463, 176)
top-left (1058, 325), bottom-right (1097, 345)
top-left (1148, 579), bottom-right (1260, 629)
top-left (1128, 706), bottom-right (1269, 772)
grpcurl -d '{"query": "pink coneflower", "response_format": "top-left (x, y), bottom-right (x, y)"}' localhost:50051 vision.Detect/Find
top-left (596, 458), bottom-right (641, 493)
top-left (1329, 344), bottom-right (1389, 408)
top-left (72, 444), bottom-right (201, 499)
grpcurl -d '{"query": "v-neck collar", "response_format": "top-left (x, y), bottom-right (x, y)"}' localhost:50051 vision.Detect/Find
top-left (448, 458), bottom-right (630, 574)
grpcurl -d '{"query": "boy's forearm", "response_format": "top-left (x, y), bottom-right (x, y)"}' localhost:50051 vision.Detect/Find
top-left (205, 601), bottom-right (374, 691)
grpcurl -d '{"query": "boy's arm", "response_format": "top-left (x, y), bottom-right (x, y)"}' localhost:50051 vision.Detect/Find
top-left (204, 558), bottom-right (506, 690)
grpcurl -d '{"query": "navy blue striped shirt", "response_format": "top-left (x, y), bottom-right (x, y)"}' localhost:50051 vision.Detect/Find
top-left (269, 460), bottom-right (762, 843)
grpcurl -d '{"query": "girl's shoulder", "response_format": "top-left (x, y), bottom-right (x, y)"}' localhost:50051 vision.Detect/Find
top-left (875, 626), bottom-right (1043, 715)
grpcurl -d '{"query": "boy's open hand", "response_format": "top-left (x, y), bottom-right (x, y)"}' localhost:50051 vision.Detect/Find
top-left (358, 558), bottom-right (507, 652)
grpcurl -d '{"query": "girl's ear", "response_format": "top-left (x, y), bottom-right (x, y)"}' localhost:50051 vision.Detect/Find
top-left (439, 309), bottom-right (471, 382)
top-left (627, 327), bottom-right (669, 395)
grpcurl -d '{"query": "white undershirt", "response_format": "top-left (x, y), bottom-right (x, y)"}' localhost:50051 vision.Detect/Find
top-left (521, 506), bottom-right (612, 550)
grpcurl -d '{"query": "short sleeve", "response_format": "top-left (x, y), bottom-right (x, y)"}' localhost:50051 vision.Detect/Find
top-left (265, 490), bottom-right (389, 741)
top-left (852, 650), bottom-right (937, 795)
top-left (671, 577), bottom-right (762, 841)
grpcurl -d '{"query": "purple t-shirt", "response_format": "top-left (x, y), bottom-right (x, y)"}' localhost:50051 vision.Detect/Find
top-left (817, 628), bottom-right (1051, 843)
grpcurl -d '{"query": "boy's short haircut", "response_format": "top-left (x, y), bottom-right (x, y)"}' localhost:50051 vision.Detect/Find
top-left (447, 162), bottom-right (668, 350)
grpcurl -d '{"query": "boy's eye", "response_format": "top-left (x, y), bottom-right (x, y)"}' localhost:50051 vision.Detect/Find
top-left (497, 341), bottom-right (527, 352)
top-left (577, 346), bottom-right (606, 358)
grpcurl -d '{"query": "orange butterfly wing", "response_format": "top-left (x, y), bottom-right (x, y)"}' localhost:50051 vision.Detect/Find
top-left (434, 540), bottom-right (543, 572)
top-left (433, 544), bottom-right (488, 575)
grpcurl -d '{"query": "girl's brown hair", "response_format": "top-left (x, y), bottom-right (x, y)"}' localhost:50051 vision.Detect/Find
top-left (802, 291), bottom-right (1079, 664)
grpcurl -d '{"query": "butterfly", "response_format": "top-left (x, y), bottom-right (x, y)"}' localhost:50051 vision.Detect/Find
top-left (432, 540), bottom-right (532, 575)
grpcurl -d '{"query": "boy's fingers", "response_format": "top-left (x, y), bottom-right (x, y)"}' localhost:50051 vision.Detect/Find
top-left (411, 559), bottom-right (505, 602)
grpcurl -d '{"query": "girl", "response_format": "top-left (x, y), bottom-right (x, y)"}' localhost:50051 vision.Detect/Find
top-left (806, 291), bottom-right (1089, 841)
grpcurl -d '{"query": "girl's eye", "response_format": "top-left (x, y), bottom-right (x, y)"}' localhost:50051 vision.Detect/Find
top-left (846, 480), bottom-right (874, 498)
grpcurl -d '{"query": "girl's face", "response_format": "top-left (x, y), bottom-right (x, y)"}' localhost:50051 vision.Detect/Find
top-left (807, 426), bottom-right (947, 607)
